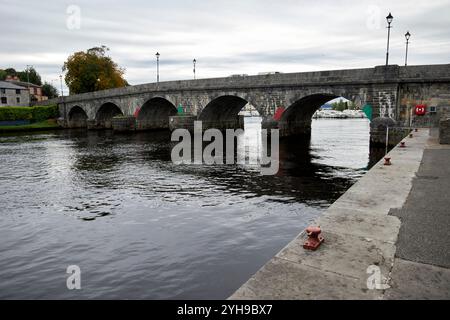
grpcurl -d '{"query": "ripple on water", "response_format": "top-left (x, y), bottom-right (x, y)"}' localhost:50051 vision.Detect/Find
top-left (0, 119), bottom-right (371, 299)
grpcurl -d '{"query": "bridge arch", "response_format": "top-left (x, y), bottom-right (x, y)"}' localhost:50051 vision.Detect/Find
top-left (199, 95), bottom-right (250, 129)
top-left (279, 93), bottom-right (341, 136)
top-left (136, 97), bottom-right (177, 130)
top-left (95, 102), bottom-right (124, 129)
top-left (68, 105), bottom-right (88, 128)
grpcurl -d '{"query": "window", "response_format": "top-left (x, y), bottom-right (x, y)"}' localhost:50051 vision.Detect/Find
top-left (429, 106), bottom-right (437, 113)
top-left (0, 88), bottom-right (5, 94)
top-left (16, 89), bottom-right (21, 94)
top-left (16, 97), bottom-right (21, 103)
top-left (1, 97), bottom-right (7, 104)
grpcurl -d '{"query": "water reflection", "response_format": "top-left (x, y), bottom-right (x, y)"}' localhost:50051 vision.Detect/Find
top-left (0, 118), bottom-right (372, 299)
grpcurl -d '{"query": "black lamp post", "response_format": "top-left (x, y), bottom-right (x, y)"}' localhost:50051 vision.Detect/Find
top-left (405, 31), bottom-right (411, 66)
top-left (193, 59), bottom-right (196, 80)
top-left (385, 12), bottom-right (393, 66)
top-left (27, 65), bottom-right (32, 106)
top-left (156, 52), bottom-right (160, 84)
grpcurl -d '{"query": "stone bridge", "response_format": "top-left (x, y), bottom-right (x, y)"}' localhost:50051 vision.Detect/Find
top-left (40, 64), bottom-right (450, 137)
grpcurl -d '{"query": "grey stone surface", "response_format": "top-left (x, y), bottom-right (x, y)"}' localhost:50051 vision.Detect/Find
top-left (112, 116), bottom-right (136, 132)
top-left (390, 147), bottom-right (450, 269)
top-left (439, 118), bottom-right (450, 144)
top-left (276, 231), bottom-right (396, 282)
top-left (370, 117), bottom-right (410, 147)
top-left (36, 64), bottom-right (450, 138)
top-left (385, 258), bottom-right (450, 300)
top-left (229, 257), bottom-right (383, 300)
top-left (0, 80), bottom-right (30, 106)
top-left (230, 129), bottom-right (431, 300)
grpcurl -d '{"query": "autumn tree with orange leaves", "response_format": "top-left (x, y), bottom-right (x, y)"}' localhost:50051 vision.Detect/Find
top-left (63, 46), bottom-right (128, 94)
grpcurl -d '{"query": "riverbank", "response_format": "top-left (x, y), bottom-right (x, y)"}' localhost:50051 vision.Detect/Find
top-left (230, 128), bottom-right (449, 299)
top-left (0, 119), bottom-right (60, 133)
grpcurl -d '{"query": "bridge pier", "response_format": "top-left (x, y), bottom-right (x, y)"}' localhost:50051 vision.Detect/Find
top-left (278, 119), bottom-right (312, 138)
top-left (136, 119), bottom-right (170, 130)
top-left (168, 115), bottom-right (244, 132)
top-left (369, 117), bottom-right (410, 147)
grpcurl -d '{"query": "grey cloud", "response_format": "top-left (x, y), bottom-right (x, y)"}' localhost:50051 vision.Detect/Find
top-left (1, 0), bottom-right (449, 87)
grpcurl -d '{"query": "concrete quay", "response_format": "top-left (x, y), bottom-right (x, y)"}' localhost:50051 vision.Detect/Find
top-left (230, 128), bottom-right (449, 299)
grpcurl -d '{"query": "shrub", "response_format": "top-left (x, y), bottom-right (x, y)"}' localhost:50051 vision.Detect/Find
top-left (0, 105), bottom-right (59, 122)
top-left (32, 105), bottom-right (59, 122)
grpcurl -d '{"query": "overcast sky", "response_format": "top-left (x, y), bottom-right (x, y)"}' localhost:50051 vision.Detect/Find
top-left (1, 0), bottom-right (449, 90)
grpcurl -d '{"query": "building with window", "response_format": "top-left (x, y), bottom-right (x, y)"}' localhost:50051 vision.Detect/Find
top-left (4, 75), bottom-right (48, 102)
top-left (0, 81), bottom-right (30, 106)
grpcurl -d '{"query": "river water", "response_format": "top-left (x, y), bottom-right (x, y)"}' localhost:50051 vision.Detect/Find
top-left (0, 118), bottom-right (370, 299)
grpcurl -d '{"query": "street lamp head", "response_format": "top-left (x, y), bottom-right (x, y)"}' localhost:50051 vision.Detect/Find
top-left (386, 12), bottom-right (393, 24)
top-left (405, 31), bottom-right (411, 41)
top-left (156, 52), bottom-right (160, 58)
top-left (193, 59), bottom-right (196, 64)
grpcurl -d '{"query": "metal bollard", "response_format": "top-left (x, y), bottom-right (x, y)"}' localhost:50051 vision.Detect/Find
top-left (384, 157), bottom-right (392, 166)
top-left (303, 226), bottom-right (324, 251)
top-left (400, 141), bottom-right (406, 148)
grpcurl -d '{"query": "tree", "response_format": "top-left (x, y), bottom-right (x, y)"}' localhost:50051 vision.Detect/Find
top-left (18, 67), bottom-right (42, 85)
top-left (0, 69), bottom-right (7, 80)
top-left (0, 67), bottom-right (42, 85)
top-left (42, 82), bottom-right (59, 98)
top-left (332, 100), bottom-right (347, 112)
top-left (63, 46), bottom-right (127, 94)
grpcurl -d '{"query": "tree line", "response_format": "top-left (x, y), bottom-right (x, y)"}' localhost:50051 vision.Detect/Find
top-left (0, 67), bottom-right (59, 99)
top-left (331, 100), bottom-right (358, 111)
top-left (1, 45), bottom-right (129, 99)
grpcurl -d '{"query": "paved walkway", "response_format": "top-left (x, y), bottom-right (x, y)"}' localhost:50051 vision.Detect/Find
top-left (386, 130), bottom-right (450, 299)
top-left (230, 129), bottom-right (449, 299)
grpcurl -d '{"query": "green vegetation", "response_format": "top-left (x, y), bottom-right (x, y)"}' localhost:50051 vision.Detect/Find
top-left (0, 105), bottom-right (58, 122)
top-left (0, 67), bottom-right (42, 85)
top-left (0, 67), bottom-right (59, 99)
top-left (331, 100), bottom-right (358, 112)
top-left (42, 82), bottom-right (59, 99)
top-left (63, 45), bottom-right (128, 94)
top-left (0, 119), bottom-right (59, 133)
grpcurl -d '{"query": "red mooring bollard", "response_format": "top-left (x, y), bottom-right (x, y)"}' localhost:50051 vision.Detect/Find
top-left (384, 157), bottom-right (392, 165)
top-left (400, 141), bottom-right (406, 148)
top-left (409, 133), bottom-right (413, 138)
top-left (303, 226), bottom-right (324, 251)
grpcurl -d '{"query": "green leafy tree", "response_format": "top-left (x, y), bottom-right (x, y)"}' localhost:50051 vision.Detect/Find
top-left (18, 67), bottom-right (42, 85)
top-left (332, 100), bottom-right (348, 112)
top-left (0, 69), bottom-right (7, 80)
top-left (0, 67), bottom-right (42, 85)
top-left (42, 82), bottom-right (59, 98)
top-left (63, 46), bottom-right (127, 94)
top-left (4, 68), bottom-right (17, 77)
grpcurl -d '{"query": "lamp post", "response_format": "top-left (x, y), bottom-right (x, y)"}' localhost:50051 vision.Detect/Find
top-left (193, 59), bottom-right (197, 80)
top-left (405, 31), bottom-right (411, 66)
top-left (156, 52), bottom-right (160, 84)
top-left (26, 65), bottom-right (32, 106)
top-left (385, 12), bottom-right (393, 66)
top-left (59, 74), bottom-right (64, 98)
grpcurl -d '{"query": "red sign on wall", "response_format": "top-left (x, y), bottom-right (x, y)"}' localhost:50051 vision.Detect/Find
top-left (415, 104), bottom-right (426, 116)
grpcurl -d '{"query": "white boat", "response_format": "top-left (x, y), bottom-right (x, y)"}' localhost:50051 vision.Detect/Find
top-left (313, 109), bottom-right (347, 119)
top-left (313, 109), bottom-right (367, 119)
top-left (342, 109), bottom-right (366, 118)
